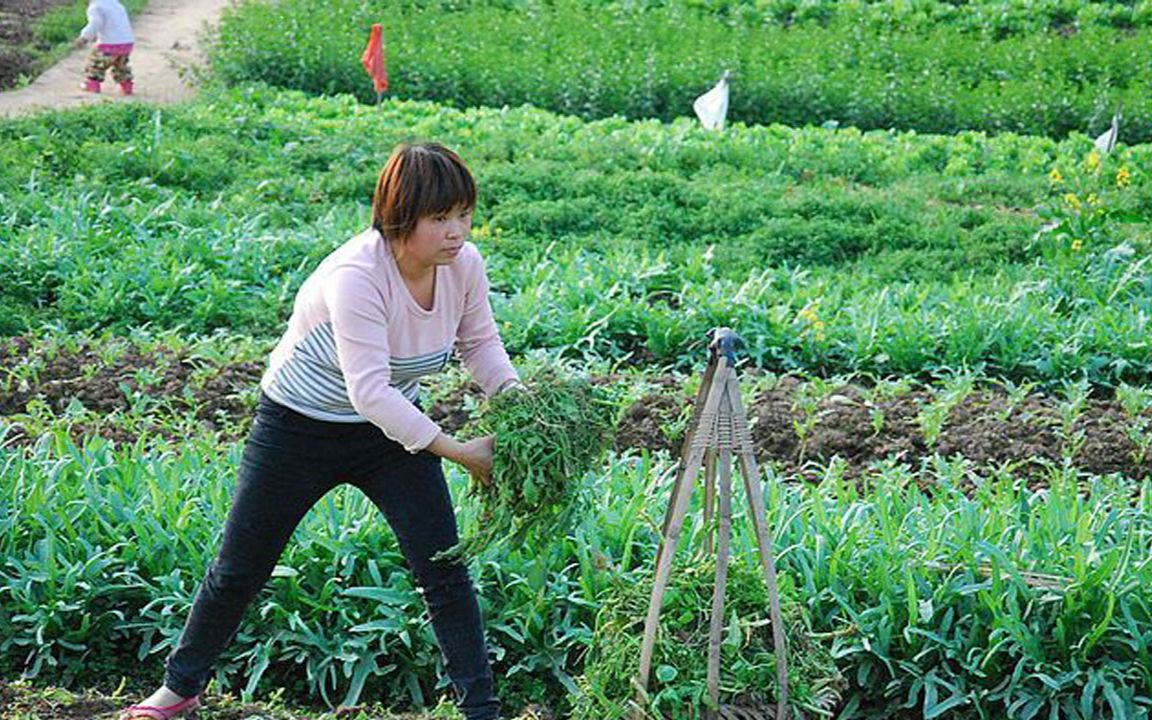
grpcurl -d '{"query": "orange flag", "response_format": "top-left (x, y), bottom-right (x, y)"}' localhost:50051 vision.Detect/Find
top-left (361, 23), bottom-right (389, 94)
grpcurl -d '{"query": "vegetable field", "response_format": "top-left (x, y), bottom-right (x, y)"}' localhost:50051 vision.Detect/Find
top-left (2, 0), bottom-right (1151, 718)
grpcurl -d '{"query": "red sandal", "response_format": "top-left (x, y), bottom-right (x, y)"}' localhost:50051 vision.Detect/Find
top-left (119, 695), bottom-right (201, 719)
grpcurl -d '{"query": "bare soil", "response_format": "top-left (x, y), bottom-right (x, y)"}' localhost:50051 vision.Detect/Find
top-left (0, 679), bottom-right (460, 719)
top-left (617, 376), bottom-right (1152, 482)
top-left (0, 680), bottom-right (564, 719)
top-left (0, 679), bottom-right (119, 720)
top-left (3, 337), bottom-right (1149, 481)
top-left (0, 336), bottom-right (263, 446)
top-left (0, 0), bottom-right (75, 90)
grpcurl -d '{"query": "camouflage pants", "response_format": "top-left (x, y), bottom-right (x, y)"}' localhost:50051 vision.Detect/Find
top-left (86, 50), bottom-right (133, 84)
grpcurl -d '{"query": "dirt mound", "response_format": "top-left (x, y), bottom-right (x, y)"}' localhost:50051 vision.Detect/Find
top-left (614, 375), bottom-right (1152, 481)
top-left (4, 339), bottom-right (1149, 481)
top-left (0, 0), bottom-right (75, 90)
top-left (426, 379), bottom-right (483, 434)
top-left (1, 336), bottom-right (262, 445)
top-left (0, 680), bottom-right (118, 720)
top-left (613, 392), bottom-right (683, 455)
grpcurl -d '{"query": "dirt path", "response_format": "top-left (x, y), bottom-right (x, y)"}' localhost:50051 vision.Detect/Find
top-left (0, 0), bottom-right (233, 117)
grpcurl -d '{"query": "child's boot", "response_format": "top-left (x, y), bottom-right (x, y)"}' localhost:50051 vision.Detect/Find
top-left (83, 79), bottom-right (101, 93)
top-left (119, 81), bottom-right (134, 96)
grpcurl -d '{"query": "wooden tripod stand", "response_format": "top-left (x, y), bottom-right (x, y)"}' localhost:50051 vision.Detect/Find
top-left (635, 328), bottom-right (789, 720)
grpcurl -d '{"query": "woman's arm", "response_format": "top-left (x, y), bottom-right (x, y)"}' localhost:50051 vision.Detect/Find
top-left (456, 248), bottom-right (519, 395)
top-left (427, 433), bottom-right (494, 485)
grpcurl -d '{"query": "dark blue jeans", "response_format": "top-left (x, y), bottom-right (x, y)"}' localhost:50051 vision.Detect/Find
top-left (164, 394), bottom-right (499, 720)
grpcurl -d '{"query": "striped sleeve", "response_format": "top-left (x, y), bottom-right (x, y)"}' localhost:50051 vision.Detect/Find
top-left (323, 265), bottom-right (441, 452)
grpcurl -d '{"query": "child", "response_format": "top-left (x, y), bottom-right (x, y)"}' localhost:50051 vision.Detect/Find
top-left (73, 0), bottom-right (135, 95)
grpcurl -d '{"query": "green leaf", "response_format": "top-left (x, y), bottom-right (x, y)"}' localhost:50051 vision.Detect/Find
top-left (925, 691), bottom-right (970, 719)
top-left (1103, 682), bottom-right (1128, 720)
top-left (341, 587), bottom-right (411, 605)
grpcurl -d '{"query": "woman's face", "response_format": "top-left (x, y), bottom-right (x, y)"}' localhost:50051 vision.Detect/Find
top-left (399, 205), bottom-right (473, 266)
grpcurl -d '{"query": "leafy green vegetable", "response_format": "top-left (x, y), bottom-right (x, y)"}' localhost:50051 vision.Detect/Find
top-left (435, 368), bottom-right (614, 561)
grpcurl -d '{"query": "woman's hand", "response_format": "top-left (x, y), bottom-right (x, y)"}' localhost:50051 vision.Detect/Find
top-left (497, 378), bottom-right (526, 394)
top-left (427, 433), bottom-right (495, 486)
top-left (456, 436), bottom-right (495, 487)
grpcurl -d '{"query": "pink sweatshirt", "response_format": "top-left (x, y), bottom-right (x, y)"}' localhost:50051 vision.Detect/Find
top-left (261, 228), bottom-right (519, 452)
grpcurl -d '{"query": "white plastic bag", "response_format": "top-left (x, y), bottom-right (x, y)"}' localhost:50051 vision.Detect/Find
top-left (1093, 109), bottom-right (1121, 155)
top-left (693, 72), bottom-right (730, 131)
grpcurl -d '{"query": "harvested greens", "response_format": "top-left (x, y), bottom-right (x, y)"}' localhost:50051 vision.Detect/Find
top-left (434, 369), bottom-right (614, 561)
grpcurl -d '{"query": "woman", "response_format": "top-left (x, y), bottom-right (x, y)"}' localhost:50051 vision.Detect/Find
top-left (121, 143), bottom-right (517, 720)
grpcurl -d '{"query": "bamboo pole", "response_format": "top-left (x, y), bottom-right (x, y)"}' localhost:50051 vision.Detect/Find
top-left (706, 448), bottom-right (734, 716)
top-left (703, 448), bottom-right (717, 556)
top-left (636, 450), bottom-right (705, 697)
top-left (728, 376), bottom-right (789, 720)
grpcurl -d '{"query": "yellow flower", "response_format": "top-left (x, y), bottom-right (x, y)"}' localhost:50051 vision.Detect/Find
top-left (1048, 168), bottom-right (1063, 184)
top-left (1117, 167), bottom-right (1131, 189)
top-left (798, 306), bottom-right (825, 340)
top-left (1086, 150), bottom-right (1101, 172)
top-left (1063, 193), bottom-right (1082, 211)
top-left (810, 320), bottom-right (826, 342)
top-left (1087, 193), bottom-right (1100, 206)
top-left (1071, 238), bottom-right (1084, 252)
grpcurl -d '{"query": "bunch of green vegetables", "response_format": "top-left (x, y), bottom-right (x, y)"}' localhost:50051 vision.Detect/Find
top-left (573, 558), bottom-right (842, 719)
top-left (435, 369), bottom-right (615, 561)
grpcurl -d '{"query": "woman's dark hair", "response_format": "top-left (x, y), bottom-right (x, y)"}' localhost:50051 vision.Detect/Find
top-left (372, 142), bottom-right (477, 239)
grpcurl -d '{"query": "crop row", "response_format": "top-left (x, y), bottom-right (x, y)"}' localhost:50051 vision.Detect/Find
top-left (208, 0), bottom-right (1152, 140)
top-left (2, 435), bottom-right (1149, 717)
top-left (2, 89), bottom-right (1149, 383)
